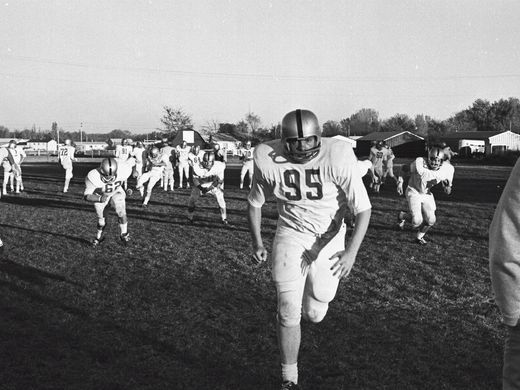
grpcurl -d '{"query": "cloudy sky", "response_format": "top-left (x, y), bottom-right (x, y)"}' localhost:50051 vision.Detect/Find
top-left (1, 0), bottom-right (519, 133)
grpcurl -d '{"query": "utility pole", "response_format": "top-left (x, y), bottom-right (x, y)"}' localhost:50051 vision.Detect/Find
top-left (80, 122), bottom-right (83, 144)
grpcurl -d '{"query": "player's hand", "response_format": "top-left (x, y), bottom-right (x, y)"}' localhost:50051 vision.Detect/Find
top-left (252, 245), bottom-right (268, 264)
top-left (443, 185), bottom-right (452, 195)
top-left (329, 250), bottom-right (356, 279)
top-left (397, 183), bottom-right (403, 196)
top-left (100, 193), bottom-right (110, 202)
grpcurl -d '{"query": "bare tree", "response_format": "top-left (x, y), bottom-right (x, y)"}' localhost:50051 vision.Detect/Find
top-left (245, 112), bottom-right (261, 134)
top-left (160, 106), bottom-right (193, 136)
top-left (200, 119), bottom-right (219, 138)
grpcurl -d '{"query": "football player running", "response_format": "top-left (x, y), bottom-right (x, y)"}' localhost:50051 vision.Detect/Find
top-left (382, 143), bottom-right (397, 186)
top-left (58, 139), bottom-right (77, 193)
top-left (248, 109), bottom-right (371, 390)
top-left (176, 141), bottom-right (191, 189)
top-left (188, 151), bottom-right (228, 224)
top-left (239, 140), bottom-right (254, 189)
top-left (84, 157), bottom-right (134, 246)
top-left (396, 146), bottom-right (454, 245)
top-left (136, 147), bottom-right (167, 208)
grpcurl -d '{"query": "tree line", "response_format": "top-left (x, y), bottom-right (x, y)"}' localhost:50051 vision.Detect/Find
top-left (2, 97), bottom-right (519, 144)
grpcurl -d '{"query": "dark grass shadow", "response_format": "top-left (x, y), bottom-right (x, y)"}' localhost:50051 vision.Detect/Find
top-left (0, 223), bottom-right (91, 245)
top-left (0, 258), bottom-right (85, 288)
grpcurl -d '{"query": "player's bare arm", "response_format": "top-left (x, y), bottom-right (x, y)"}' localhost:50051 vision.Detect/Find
top-left (247, 203), bottom-right (267, 264)
top-left (329, 208), bottom-right (371, 278)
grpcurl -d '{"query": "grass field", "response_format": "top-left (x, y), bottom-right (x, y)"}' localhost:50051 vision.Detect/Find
top-left (0, 161), bottom-right (512, 389)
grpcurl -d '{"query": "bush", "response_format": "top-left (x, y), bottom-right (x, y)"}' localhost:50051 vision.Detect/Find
top-left (480, 150), bottom-right (520, 166)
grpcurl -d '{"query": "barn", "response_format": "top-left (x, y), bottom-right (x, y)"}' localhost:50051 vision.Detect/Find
top-left (440, 130), bottom-right (520, 156)
top-left (331, 135), bottom-right (358, 149)
top-left (170, 129), bottom-right (209, 149)
top-left (355, 131), bottom-right (425, 157)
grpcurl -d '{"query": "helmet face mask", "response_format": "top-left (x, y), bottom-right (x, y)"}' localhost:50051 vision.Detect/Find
top-left (150, 147), bottom-right (160, 158)
top-left (99, 158), bottom-right (118, 183)
top-left (281, 109), bottom-right (321, 163)
top-left (427, 147), bottom-right (444, 170)
top-left (376, 141), bottom-right (384, 150)
top-left (201, 151), bottom-right (215, 169)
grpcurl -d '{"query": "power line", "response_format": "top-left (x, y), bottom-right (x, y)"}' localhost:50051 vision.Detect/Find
top-left (3, 54), bottom-right (520, 82)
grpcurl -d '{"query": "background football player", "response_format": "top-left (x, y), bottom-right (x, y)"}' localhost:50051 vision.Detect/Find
top-left (239, 140), bottom-right (254, 189)
top-left (396, 146), bottom-right (455, 245)
top-left (248, 109), bottom-right (371, 390)
top-left (160, 140), bottom-right (176, 192)
top-left (58, 139), bottom-right (77, 193)
top-left (115, 138), bottom-right (133, 190)
top-left (368, 140), bottom-right (390, 194)
top-left (188, 151), bottom-right (227, 224)
top-left (381, 142), bottom-right (397, 186)
top-left (84, 157), bottom-right (134, 246)
top-left (2, 140), bottom-right (24, 195)
top-left (136, 146), bottom-right (167, 208)
top-left (131, 141), bottom-right (146, 181)
top-left (176, 140), bottom-right (191, 189)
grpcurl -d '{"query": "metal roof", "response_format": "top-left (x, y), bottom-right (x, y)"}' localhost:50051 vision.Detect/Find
top-left (357, 131), bottom-right (424, 141)
top-left (440, 131), bottom-right (504, 140)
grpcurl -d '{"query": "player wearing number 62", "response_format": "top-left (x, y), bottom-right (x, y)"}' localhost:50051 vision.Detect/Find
top-left (83, 157), bottom-right (134, 247)
top-left (248, 109), bottom-right (372, 390)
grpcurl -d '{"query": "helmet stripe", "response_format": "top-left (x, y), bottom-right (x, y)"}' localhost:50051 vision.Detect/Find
top-left (108, 159), bottom-right (112, 176)
top-left (295, 109), bottom-right (304, 138)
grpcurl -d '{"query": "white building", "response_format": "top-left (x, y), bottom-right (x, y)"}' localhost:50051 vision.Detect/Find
top-left (27, 139), bottom-right (58, 152)
top-left (331, 135), bottom-right (358, 148)
top-left (441, 130), bottom-right (520, 155)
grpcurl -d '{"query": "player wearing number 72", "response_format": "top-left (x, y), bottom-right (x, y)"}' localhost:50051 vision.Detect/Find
top-left (248, 109), bottom-right (372, 389)
top-left (83, 157), bottom-right (135, 247)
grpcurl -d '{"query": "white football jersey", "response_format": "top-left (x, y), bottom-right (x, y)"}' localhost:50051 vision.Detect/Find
top-left (84, 161), bottom-right (133, 198)
top-left (369, 147), bottom-right (390, 168)
top-left (240, 147), bottom-right (254, 163)
top-left (116, 144), bottom-right (133, 161)
top-left (131, 147), bottom-right (146, 164)
top-left (0, 147), bottom-right (7, 162)
top-left (248, 138), bottom-right (371, 235)
top-left (176, 145), bottom-right (190, 163)
top-left (192, 161), bottom-right (225, 189)
top-left (160, 145), bottom-right (175, 169)
top-left (407, 157), bottom-right (455, 195)
top-left (59, 145), bottom-right (76, 164)
top-left (188, 150), bottom-right (205, 166)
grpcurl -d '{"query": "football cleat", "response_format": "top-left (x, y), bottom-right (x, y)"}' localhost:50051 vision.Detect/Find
top-left (0, 237), bottom-right (4, 252)
top-left (91, 237), bottom-right (105, 247)
top-left (120, 233), bottom-right (130, 245)
top-left (281, 381), bottom-right (301, 390)
top-left (222, 219), bottom-right (228, 225)
top-left (141, 203), bottom-right (148, 209)
top-left (415, 237), bottom-right (427, 245)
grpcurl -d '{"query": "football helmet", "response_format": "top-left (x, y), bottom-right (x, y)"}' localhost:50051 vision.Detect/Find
top-left (122, 138), bottom-right (129, 146)
top-left (8, 140), bottom-right (16, 148)
top-left (201, 151), bottom-right (215, 169)
top-left (245, 141), bottom-right (252, 149)
top-left (427, 147), bottom-right (445, 170)
top-left (281, 109), bottom-right (321, 163)
top-left (64, 139), bottom-right (72, 146)
top-left (149, 147), bottom-right (160, 158)
top-left (193, 145), bottom-right (201, 154)
top-left (376, 141), bottom-right (384, 150)
top-left (135, 141), bottom-right (144, 148)
top-left (99, 158), bottom-right (118, 183)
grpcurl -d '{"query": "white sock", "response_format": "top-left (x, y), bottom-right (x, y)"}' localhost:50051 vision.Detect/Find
top-left (417, 231), bottom-right (426, 239)
top-left (120, 223), bottom-right (127, 235)
top-left (281, 363), bottom-right (298, 384)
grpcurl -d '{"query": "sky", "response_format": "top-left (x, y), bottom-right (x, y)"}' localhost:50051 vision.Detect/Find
top-left (1, 0), bottom-right (520, 134)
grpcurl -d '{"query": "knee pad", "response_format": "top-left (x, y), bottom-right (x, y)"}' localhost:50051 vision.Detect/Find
top-left (302, 300), bottom-right (329, 324)
top-left (97, 219), bottom-right (106, 230)
top-left (277, 299), bottom-right (301, 328)
top-left (423, 213), bottom-right (436, 226)
top-left (411, 216), bottom-right (423, 229)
